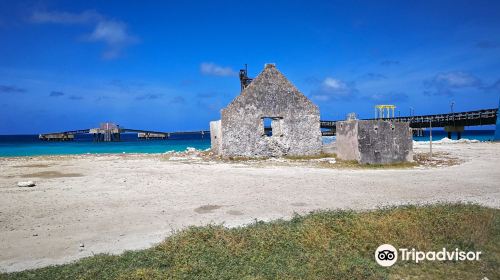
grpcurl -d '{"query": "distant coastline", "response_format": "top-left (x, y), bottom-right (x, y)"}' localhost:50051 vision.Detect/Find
top-left (0, 130), bottom-right (495, 157)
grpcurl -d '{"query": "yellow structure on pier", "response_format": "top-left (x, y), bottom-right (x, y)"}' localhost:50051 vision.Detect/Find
top-left (375, 105), bottom-right (396, 119)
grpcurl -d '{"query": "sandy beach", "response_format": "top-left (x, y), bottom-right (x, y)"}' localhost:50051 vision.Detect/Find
top-left (1, 141), bottom-right (499, 272)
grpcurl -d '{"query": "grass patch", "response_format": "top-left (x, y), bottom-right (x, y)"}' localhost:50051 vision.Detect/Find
top-left (332, 159), bottom-right (418, 169)
top-left (284, 153), bottom-right (337, 160)
top-left (414, 152), bottom-right (461, 167)
top-left (161, 150), bottom-right (452, 170)
top-left (286, 153), bottom-right (417, 169)
top-left (4, 203), bottom-right (498, 279)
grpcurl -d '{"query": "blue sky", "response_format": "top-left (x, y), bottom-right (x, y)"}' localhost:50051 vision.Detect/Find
top-left (1, 0), bottom-right (499, 134)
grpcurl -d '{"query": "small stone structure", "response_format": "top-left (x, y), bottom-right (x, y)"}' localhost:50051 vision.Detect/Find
top-left (209, 120), bottom-right (222, 155)
top-left (210, 64), bottom-right (322, 158)
top-left (336, 120), bottom-right (413, 164)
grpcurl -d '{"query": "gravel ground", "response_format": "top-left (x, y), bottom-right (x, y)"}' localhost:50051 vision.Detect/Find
top-left (0, 142), bottom-right (499, 272)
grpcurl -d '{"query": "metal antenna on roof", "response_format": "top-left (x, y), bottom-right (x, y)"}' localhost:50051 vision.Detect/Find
top-left (239, 64), bottom-right (253, 92)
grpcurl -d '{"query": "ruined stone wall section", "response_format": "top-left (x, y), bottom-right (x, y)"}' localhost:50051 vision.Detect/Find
top-left (357, 121), bottom-right (413, 164)
top-left (336, 120), bottom-right (413, 164)
top-left (209, 120), bottom-right (222, 155)
top-left (335, 121), bottom-right (360, 161)
top-left (219, 65), bottom-right (322, 157)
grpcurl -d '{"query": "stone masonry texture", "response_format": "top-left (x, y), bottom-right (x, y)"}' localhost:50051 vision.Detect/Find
top-left (336, 120), bottom-right (413, 164)
top-left (211, 64), bottom-right (322, 158)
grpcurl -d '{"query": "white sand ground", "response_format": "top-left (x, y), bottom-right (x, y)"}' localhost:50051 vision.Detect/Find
top-left (0, 142), bottom-right (499, 272)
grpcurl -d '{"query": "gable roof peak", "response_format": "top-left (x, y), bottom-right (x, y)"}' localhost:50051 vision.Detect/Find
top-left (264, 63), bottom-right (276, 69)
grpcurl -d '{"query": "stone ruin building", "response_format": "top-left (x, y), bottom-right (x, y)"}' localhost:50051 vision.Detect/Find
top-left (210, 64), bottom-right (322, 158)
top-left (336, 120), bottom-right (413, 164)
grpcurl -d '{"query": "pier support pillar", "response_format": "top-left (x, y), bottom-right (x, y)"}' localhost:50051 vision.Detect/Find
top-left (494, 98), bottom-right (500, 141)
top-left (444, 125), bottom-right (464, 140)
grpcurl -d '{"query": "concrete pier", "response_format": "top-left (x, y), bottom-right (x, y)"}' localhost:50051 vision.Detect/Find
top-left (39, 123), bottom-right (208, 142)
top-left (495, 99), bottom-right (500, 141)
top-left (138, 132), bottom-right (168, 140)
top-left (89, 123), bottom-right (121, 142)
top-left (444, 125), bottom-right (464, 140)
top-left (39, 133), bottom-right (75, 141)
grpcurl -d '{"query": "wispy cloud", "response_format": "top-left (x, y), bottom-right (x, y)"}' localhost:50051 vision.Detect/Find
top-left (31, 10), bottom-right (101, 24)
top-left (68, 95), bottom-right (83, 100)
top-left (310, 77), bottom-right (358, 101)
top-left (136, 94), bottom-right (163, 101)
top-left (197, 92), bottom-right (217, 98)
top-left (483, 78), bottom-right (500, 93)
top-left (170, 96), bottom-right (185, 104)
top-left (368, 91), bottom-right (409, 103)
top-left (135, 94), bottom-right (185, 104)
top-left (96, 95), bottom-right (112, 102)
top-left (197, 99), bottom-right (224, 111)
top-left (424, 71), bottom-right (482, 95)
top-left (433, 71), bottom-right (481, 87)
top-left (380, 60), bottom-right (400, 66)
top-left (360, 72), bottom-right (387, 80)
top-left (85, 20), bottom-right (138, 59)
top-left (30, 10), bottom-right (137, 59)
top-left (200, 62), bottom-right (237, 77)
top-left (323, 77), bottom-right (350, 91)
top-left (0, 85), bottom-right (26, 94)
top-left (475, 40), bottom-right (500, 49)
top-left (49, 91), bottom-right (65, 97)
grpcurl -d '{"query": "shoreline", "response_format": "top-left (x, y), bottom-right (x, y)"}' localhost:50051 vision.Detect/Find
top-left (0, 134), bottom-right (495, 158)
top-left (1, 142), bottom-right (499, 272)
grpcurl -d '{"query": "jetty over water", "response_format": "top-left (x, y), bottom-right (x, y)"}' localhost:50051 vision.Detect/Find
top-left (321, 107), bottom-right (498, 139)
top-left (39, 122), bottom-right (209, 142)
top-left (237, 65), bottom-right (499, 140)
top-left (39, 107), bottom-right (499, 141)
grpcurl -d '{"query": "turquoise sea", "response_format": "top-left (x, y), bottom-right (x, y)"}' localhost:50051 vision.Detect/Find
top-left (0, 134), bottom-right (211, 157)
top-left (0, 130), bottom-right (496, 157)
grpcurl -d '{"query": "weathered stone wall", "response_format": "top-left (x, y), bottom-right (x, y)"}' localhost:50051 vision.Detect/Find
top-left (209, 120), bottom-right (222, 155)
top-left (335, 121), bottom-right (360, 161)
top-left (336, 120), bottom-right (413, 164)
top-left (218, 64), bottom-right (322, 158)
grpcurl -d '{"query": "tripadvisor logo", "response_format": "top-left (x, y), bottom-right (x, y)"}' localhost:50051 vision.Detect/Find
top-left (375, 244), bottom-right (482, 267)
top-left (375, 244), bottom-right (398, 267)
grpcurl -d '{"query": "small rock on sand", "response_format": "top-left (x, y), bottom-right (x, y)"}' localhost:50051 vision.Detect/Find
top-left (17, 181), bottom-right (36, 188)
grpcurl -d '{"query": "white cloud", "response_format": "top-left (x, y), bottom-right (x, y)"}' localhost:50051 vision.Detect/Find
top-left (310, 94), bottom-right (330, 101)
top-left (30, 10), bottom-right (137, 59)
top-left (433, 72), bottom-right (481, 88)
top-left (85, 20), bottom-right (137, 59)
top-left (323, 77), bottom-right (349, 91)
top-left (368, 92), bottom-right (408, 103)
top-left (87, 20), bottom-right (133, 45)
top-left (31, 10), bottom-right (102, 24)
top-left (311, 77), bottom-right (357, 102)
top-left (200, 62), bottom-right (237, 77)
top-left (425, 71), bottom-right (482, 95)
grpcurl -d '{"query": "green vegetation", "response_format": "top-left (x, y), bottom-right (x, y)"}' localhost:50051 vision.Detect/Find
top-left (284, 152), bottom-right (337, 160)
top-left (285, 153), bottom-right (418, 169)
top-left (3, 203), bottom-right (499, 280)
top-left (331, 159), bottom-right (418, 169)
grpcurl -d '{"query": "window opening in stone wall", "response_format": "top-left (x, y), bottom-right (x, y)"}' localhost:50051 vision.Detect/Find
top-left (262, 117), bottom-right (283, 137)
